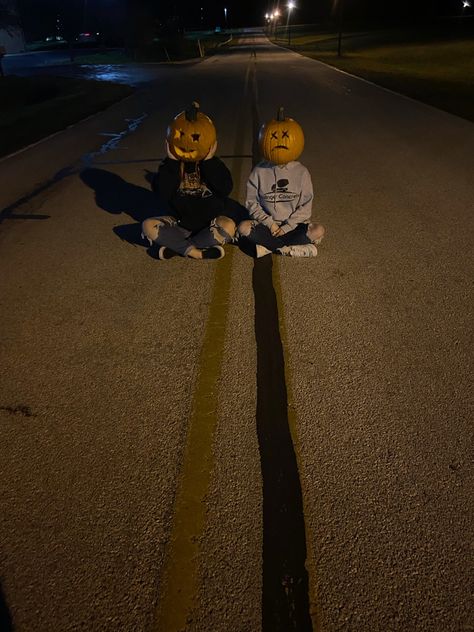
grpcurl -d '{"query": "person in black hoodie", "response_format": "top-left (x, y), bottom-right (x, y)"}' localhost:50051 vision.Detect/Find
top-left (142, 102), bottom-right (245, 260)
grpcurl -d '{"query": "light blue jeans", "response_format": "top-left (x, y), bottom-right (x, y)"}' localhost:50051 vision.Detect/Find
top-left (141, 215), bottom-right (236, 256)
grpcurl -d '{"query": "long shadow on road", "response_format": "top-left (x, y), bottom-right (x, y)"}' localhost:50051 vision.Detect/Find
top-left (80, 167), bottom-right (160, 248)
top-left (80, 166), bottom-right (248, 253)
top-left (253, 254), bottom-right (313, 632)
top-left (0, 583), bottom-right (13, 632)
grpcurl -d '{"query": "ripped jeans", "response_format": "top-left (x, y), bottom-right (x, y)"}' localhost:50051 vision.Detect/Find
top-left (141, 215), bottom-right (236, 256)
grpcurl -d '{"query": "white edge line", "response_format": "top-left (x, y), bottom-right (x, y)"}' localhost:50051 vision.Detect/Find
top-left (271, 39), bottom-right (471, 121)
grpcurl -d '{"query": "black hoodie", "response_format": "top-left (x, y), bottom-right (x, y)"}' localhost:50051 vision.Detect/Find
top-left (153, 157), bottom-right (233, 233)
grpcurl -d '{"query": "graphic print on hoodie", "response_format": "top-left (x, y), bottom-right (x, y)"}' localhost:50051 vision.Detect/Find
top-left (155, 156), bottom-right (233, 233)
top-left (261, 178), bottom-right (299, 204)
top-left (178, 162), bottom-right (212, 198)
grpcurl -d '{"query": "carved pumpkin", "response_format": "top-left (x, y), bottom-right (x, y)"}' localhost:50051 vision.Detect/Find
top-left (166, 101), bottom-right (217, 162)
top-left (259, 107), bottom-right (304, 164)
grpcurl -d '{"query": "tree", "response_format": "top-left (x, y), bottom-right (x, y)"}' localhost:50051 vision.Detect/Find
top-left (0, 1), bottom-right (21, 77)
top-left (0, 0), bottom-right (19, 32)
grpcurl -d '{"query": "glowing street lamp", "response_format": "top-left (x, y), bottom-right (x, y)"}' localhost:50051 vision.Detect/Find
top-left (272, 10), bottom-right (280, 37)
top-left (336, 0), bottom-right (345, 57)
top-left (83, 0), bottom-right (88, 31)
top-left (287, 1), bottom-right (295, 46)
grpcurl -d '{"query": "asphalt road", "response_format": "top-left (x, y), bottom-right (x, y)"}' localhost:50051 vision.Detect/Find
top-left (1, 34), bottom-right (473, 632)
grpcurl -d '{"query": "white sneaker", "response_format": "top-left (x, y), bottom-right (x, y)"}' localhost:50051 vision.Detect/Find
top-left (277, 244), bottom-right (318, 257)
top-left (255, 244), bottom-right (273, 258)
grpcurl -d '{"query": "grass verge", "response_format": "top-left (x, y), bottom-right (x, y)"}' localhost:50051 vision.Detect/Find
top-left (272, 22), bottom-right (474, 121)
top-left (0, 75), bottom-right (133, 158)
top-left (26, 33), bottom-right (231, 64)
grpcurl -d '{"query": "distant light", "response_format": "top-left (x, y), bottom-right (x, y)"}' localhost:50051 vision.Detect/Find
top-left (265, 13), bottom-right (269, 18)
top-left (288, 1), bottom-right (296, 9)
top-left (274, 10), bottom-right (280, 16)
top-left (462, 0), bottom-right (470, 7)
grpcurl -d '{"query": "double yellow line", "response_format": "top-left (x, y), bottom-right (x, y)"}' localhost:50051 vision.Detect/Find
top-left (153, 60), bottom-right (253, 632)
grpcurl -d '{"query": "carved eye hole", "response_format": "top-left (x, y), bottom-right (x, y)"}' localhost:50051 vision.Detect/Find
top-left (271, 131), bottom-right (278, 140)
top-left (191, 133), bottom-right (200, 142)
top-left (174, 129), bottom-right (184, 140)
top-left (282, 130), bottom-right (289, 138)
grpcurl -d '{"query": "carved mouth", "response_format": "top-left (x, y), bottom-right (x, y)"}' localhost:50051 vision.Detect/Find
top-left (175, 147), bottom-right (197, 156)
top-left (273, 145), bottom-right (289, 150)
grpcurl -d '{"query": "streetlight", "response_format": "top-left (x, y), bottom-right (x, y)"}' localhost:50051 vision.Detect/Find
top-left (336, 0), bottom-right (345, 57)
top-left (224, 7), bottom-right (228, 29)
top-left (287, 1), bottom-right (295, 46)
top-left (268, 13), bottom-right (275, 37)
top-left (83, 0), bottom-right (88, 32)
top-left (273, 10), bottom-right (280, 38)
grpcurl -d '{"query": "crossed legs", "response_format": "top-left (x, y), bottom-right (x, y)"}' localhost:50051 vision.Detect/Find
top-left (141, 215), bottom-right (236, 258)
top-left (238, 221), bottom-right (325, 256)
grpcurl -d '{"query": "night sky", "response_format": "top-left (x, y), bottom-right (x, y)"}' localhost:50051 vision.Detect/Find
top-left (15, 0), bottom-right (471, 41)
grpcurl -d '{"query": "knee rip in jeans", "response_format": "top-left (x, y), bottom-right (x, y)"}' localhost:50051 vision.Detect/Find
top-left (237, 220), bottom-right (254, 238)
top-left (210, 216), bottom-right (236, 244)
top-left (141, 216), bottom-right (175, 245)
top-left (306, 222), bottom-right (325, 244)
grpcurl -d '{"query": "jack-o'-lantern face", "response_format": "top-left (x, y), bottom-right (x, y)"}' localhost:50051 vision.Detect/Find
top-left (167, 101), bottom-right (217, 162)
top-left (259, 107), bottom-right (304, 164)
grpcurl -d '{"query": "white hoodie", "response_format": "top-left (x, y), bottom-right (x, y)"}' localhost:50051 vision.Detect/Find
top-left (246, 160), bottom-right (313, 235)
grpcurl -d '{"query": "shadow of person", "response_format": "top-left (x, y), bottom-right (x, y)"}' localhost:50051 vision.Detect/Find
top-left (80, 168), bottom-right (160, 224)
top-left (80, 167), bottom-right (164, 250)
top-left (80, 166), bottom-right (249, 255)
top-left (0, 583), bottom-right (13, 632)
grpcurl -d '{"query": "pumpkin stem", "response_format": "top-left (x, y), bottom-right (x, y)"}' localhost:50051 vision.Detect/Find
top-left (185, 101), bottom-right (200, 122)
top-left (277, 106), bottom-right (285, 121)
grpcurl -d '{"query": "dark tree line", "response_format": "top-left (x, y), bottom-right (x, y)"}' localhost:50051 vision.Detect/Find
top-left (5, 0), bottom-right (471, 43)
top-left (0, 0), bottom-right (20, 32)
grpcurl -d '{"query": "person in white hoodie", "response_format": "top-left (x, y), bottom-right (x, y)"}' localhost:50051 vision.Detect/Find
top-left (239, 108), bottom-right (325, 257)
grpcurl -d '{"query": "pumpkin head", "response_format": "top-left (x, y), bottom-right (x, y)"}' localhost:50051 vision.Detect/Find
top-left (259, 107), bottom-right (304, 164)
top-left (166, 101), bottom-right (217, 162)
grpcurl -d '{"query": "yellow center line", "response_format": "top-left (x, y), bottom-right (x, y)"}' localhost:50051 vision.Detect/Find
top-left (153, 57), bottom-right (253, 632)
top-left (154, 249), bottom-right (234, 632)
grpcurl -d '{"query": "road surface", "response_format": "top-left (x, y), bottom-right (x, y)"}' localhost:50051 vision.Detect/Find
top-left (0, 33), bottom-right (473, 632)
